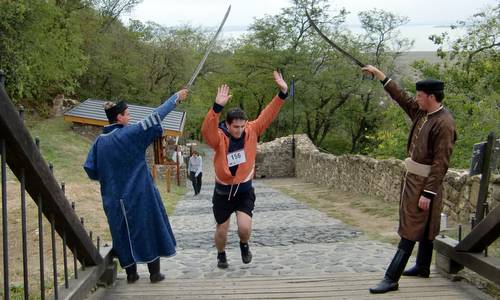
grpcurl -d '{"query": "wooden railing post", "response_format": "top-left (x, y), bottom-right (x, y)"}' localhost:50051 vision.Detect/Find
top-left (2, 138), bottom-right (10, 300)
top-left (175, 145), bottom-right (180, 186)
top-left (0, 81), bottom-right (101, 266)
top-left (435, 132), bottom-right (500, 286)
top-left (474, 132), bottom-right (496, 224)
top-left (0, 71), bottom-right (117, 299)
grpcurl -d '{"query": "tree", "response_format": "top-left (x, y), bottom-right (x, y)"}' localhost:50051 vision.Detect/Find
top-left (358, 9), bottom-right (413, 66)
top-left (241, 0), bottom-right (360, 145)
top-left (374, 4), bottom-right (499, 168)
top-left (341, 9), bottom-right (413, 154)
top-left (92, 0), bottom-right (141, 31)
top-left (0, 1), bottom-right (86, 107)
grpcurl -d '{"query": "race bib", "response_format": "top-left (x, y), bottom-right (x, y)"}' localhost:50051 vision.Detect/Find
top-left (227, 149), bottom-right (246, 167)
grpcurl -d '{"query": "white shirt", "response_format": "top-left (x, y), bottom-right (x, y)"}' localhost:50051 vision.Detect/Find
top-left (188, 155), bottom-right (203, 176)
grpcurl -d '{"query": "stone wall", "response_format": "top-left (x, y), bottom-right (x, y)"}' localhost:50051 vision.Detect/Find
top-left (51, 95), bottom-right (79, 117)
top-left (255, 136), bottom-right (296, 178)
top-left (257, 134), bottom-right (500, 222)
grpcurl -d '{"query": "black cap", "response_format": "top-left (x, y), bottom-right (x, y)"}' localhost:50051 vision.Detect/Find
top-left (104, 100), bottom-right (128, 123)
top-left (416, 79), bottom-right (444, 92)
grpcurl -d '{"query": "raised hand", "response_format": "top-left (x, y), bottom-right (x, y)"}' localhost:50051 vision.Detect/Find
top-left (361, 65), bottom-right (386, 81)
top-left (273, 70), bottom-right (288, 93)
top-left (176, 89), bottom-right (189, 103)
top-left (215, 84), bottom-right (232, 106)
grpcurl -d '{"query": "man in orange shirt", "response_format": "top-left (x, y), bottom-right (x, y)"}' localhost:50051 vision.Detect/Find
top-left (202, 71), bottom-right (288, 268)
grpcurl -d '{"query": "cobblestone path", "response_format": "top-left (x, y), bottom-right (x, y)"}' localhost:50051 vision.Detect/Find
top-left (91, 147), bottom-right (492, 300)
top-left (141, 147), bottom-right (399, 278)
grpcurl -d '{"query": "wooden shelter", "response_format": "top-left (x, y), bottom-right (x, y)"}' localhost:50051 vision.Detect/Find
top-left (64, 99), bottom-right (187, 189)
top-left (64, 99), bottom-right (186, 163)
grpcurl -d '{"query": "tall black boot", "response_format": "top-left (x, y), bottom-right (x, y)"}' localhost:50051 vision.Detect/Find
top-left (147, 258), bottom-right (165, 283)
top-left (369, 239), bottom-right (414, 294)
top-left (403, 240), bottom-right (433, 277)
top-left (125, 264), bottom-right (139, 283)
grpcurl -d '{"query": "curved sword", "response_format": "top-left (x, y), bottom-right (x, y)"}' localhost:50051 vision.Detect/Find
top-left (186, 5), bottom-right (231, 88)
top-left (304, 7), bottom-right (365, 68)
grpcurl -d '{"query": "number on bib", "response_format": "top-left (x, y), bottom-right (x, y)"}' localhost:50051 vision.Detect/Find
top-left (227, 149), bottom-right (246, 167)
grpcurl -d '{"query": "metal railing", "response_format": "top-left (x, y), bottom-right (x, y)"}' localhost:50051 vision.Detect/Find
top-left (0, 71), bottom-right (113, 299)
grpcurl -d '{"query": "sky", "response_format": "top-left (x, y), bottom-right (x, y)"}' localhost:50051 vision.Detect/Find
top-left (123, 0), bottom-right (498, 51)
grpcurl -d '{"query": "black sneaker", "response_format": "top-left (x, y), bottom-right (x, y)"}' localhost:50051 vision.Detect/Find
top-left (240, 242), bottom-right (252, 264)
top-left (217, 251), bottom-right (229, 269)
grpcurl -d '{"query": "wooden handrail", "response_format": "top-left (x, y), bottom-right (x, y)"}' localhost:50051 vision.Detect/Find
top-left (0, 77), bottom-right (101, 266)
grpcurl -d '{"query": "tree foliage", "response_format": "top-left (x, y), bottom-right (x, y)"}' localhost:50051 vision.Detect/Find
top-left (375, 3), bottom-right (499, 168)
top-left (0, 0), bottom-right (87, 107)
top-left (0, 0), bottom-right (497, 168)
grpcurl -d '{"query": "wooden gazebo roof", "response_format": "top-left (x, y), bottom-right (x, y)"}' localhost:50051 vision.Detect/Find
top-left (64, 99), bottom-right (186, 136)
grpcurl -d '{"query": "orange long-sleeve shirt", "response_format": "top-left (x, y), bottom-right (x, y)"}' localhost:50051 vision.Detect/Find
top-left (201, 95), bottom-right (285, 187)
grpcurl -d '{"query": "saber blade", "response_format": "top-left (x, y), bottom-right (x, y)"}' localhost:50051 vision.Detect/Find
top-left (305, 7), bottom-right (365, 68)
top-left (186, 5), bottom-right (231, 88)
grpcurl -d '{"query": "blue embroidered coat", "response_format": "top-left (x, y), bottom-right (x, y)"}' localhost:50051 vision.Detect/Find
top-left (84, 94), bottom-right (179, 267)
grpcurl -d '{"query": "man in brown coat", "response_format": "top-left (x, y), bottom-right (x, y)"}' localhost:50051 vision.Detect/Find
top-left (362, 65), bottom-right (457, 294)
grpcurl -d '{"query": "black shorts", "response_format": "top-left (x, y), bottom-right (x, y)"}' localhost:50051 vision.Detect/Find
top-left (212, 188), bottom-right (255, 224)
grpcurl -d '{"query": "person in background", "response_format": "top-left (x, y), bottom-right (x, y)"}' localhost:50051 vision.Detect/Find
top-left (188, 150), bottom-right (203, 195)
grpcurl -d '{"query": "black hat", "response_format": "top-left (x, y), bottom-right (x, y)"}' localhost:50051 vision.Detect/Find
top-left (416, 79), bottom-right (444, 92)
top-left (104, 100), bottom-right (128, 123)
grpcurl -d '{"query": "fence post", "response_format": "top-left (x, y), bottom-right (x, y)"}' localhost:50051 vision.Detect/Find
top-left (474, 132), bottom-right (496, 224)
top-left (2, 138), bottom-right (10, 299)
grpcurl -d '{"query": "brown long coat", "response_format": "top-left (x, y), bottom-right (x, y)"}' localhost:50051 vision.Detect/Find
top-left (384, 80), bottom-right (456, 241)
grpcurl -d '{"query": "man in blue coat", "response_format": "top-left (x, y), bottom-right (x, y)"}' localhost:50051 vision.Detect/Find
top-left (84, 89), bottom-right (188, 283)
